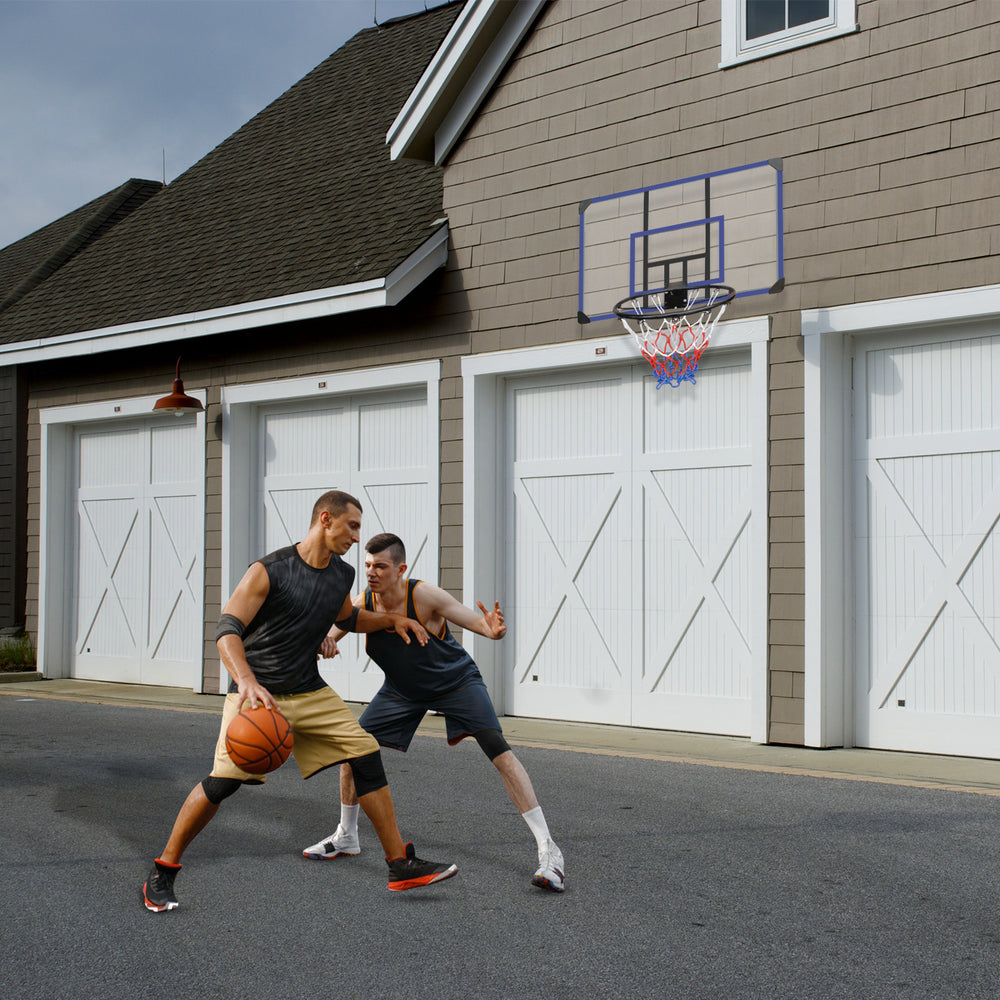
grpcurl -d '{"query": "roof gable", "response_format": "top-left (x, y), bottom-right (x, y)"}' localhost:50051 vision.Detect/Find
top-left (388, 0), bottom-right (547, 164)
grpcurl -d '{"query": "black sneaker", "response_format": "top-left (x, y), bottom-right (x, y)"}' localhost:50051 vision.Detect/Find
top-left (143, 858), bottom-right (181, 912)
top-left (386, 843), bottom-right (457, 891)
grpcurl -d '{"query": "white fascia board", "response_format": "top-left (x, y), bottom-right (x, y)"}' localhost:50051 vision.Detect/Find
top-left (386, 224), bottom-right (449, 304)
top-left (39, 389), bottom-right (208, 425)
top-left (802, 283), bottom-right (1000, 338)
top-left (0, 227), bottom-right (449, 366)
top-left (461, 315), bottom-right (769, 378)
top-left (387, 0), bottom-right (548, 164)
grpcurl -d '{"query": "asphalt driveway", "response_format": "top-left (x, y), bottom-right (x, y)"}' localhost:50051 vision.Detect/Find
top-left (1, 694), bottom-right (998, 1000)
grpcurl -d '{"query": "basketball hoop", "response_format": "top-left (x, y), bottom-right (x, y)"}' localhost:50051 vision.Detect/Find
top-left (614, 284), bottom-right (736, 389)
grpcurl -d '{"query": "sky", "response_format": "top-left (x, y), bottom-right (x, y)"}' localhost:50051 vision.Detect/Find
top-left (0, 0), bottom-right (439, 249)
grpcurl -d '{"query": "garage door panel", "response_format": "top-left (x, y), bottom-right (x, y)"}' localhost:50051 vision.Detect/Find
top-left (514, 376), bottom-right (626, 462)
top-left (857, 331), bottom-right (1000, 755)
top-left (508, 362), bottom-right (753, 735)
top-left (80, 496), bottom-right (138, 580)
top-left (866, 458), bottom-right (1000, 708)
top-left (961, 513), bottom-right (1000, 643)
top-left (73, 419), bottom-right (202, 688)
top-left (264, 408), bottom-right (348, 476)
top-left (864, 470), bottom-right (935, 675)
top-left (76, 563), bottom-right (134, 657)
top-left (572, 490), bottom-right (631, 680)
top-left (150, 494), bottom-right (200, 583)
top-left (151, 421), bottom-right (196, 483)
top-left (642, 361), bottom-right (751, 453)
top-left (521, 471), bottom-right (621, 575)
top-left (880, 451), bottom-right (1000, 565)
top-left (362, 482), bottom-right (431, 574)
top-left (884, 603), bottom-right (1000, 717)
top-left (359, 396), bottom-right (427, 468)
top-left (148, 495), bottom-right (200, 664)
top-left (641, 454), bottom-right (752, 721)
top-left (651, 465), bottom-right (750, 565)
top-left (648, 602), bottom-right (747, 698)
top-left (78, 427), bottom-right (142, 488)
top-left (715, 512), bottom-right (754, 647)
top-left (866, 336), bottom-right (1000, 438)
top-left (265, 485), bottom-right (333, 551)
top-left (511, 471), bottom-right (630, 706)
top-left (76, 496), bottom-right (141, 662)
top-left (257, 392), bottom-right (435, 705)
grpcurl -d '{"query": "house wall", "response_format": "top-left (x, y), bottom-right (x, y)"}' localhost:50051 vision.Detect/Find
top-left (17, 0), bottom-right (1000, 740)
top-left (437, 0), bottom-right (1000, 743)
top-left (0, 367), bottom-right (26, 629)
top-left (23, 278), bottom-right (471, 693)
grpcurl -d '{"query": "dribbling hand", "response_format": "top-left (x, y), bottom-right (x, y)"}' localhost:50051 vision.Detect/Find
top-left (237, 678), bottom-right (277, 712)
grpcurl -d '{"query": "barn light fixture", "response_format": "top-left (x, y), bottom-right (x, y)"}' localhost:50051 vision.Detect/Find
top-left (153, 357), bottom-right (204, 416)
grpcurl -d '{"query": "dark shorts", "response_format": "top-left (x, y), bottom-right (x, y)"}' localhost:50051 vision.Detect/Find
top-left (358, 676), bottom-right (503, 752)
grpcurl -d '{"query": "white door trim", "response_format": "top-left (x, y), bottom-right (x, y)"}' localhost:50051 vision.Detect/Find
top-left (461, 319), bottom-right (769, 739)
top-left (802, 282), bottom-right (1000, 748)
top-left (38, 391), bottom-right (208, 688)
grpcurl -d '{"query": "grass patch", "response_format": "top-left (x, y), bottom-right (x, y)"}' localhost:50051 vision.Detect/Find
top-left (0, 635), bottom-right (36, 672)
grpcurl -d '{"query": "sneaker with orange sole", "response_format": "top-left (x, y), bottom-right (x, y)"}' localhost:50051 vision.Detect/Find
top-left (387, 843), bottom-right (457, 890)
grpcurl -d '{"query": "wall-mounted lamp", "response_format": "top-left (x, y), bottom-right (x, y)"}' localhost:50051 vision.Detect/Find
top-left (153, 357), bottom-right (204, 416)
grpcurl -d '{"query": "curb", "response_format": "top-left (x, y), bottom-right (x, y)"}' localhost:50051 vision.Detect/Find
top-left (0, 671), bottom-right (42, 684)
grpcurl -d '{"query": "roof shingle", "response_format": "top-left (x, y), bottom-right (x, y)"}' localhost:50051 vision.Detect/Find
top-left (0, 1), bottom-right (463, 346)
top-left (0, 179), bottom-right (162, 314)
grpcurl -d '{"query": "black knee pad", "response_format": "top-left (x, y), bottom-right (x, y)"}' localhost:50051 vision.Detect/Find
top-left (202, 776), bottom-right (243, 804)
top-left (348, 751), bottom-right (388, 797)
top-left (474, 728), bottom-right (511, 761)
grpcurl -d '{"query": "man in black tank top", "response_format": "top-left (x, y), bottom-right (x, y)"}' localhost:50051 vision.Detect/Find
top-left (142, 492), bottom-right (457, 912)
top-left (302, 532), bottom-right (565, 893)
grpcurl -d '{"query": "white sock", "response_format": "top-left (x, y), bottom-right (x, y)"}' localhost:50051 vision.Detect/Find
top-left (522, 806), bottom-right (552, 852)
top-left (340, 803), bottom-right (360, 836)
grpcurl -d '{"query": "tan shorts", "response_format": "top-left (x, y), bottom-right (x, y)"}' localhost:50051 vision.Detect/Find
top-left (211, 687), bottom-right (380, 783)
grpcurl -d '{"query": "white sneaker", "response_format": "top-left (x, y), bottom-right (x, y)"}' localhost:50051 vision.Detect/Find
top-left (532, 839), bottom-right (565, 892)
top-left (302, 825), bottom-right (360, 859)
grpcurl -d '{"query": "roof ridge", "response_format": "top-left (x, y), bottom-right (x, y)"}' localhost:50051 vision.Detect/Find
top-left (0, 179), bottom-right (162, 314)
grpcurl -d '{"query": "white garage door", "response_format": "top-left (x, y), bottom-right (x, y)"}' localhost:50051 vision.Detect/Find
top-left (254, 388), bottom-right (436, 702)
top-left (854, 330), bottom-right (1000, 757)
top-left (506, 357), bottom-right (755, 735)
top-left (73, 418), bottom-right (202, 687)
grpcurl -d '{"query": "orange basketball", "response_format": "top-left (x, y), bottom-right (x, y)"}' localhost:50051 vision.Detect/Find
top-left (225, 706), bottom-right (294, 774)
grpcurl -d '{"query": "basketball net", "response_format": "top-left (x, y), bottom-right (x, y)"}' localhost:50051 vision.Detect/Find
top-left (614, 285), bottom-right (735, 389)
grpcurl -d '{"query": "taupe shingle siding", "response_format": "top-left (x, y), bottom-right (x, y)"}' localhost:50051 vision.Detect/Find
top-left (437, 0), bottom-right (1000, 741)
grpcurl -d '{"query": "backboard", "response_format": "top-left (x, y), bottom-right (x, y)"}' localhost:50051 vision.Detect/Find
top-left (578, 159), bottom-right (784, 323)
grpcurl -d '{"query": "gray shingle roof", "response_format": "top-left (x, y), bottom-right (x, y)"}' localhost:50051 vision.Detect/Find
top-left (0, 1), bottom-right (462, 346)
top-left (0, 179), bottom-right (161, 314)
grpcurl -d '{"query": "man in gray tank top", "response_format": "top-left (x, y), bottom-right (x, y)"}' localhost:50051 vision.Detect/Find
top-left (142, 491), bottom-right (457, 912)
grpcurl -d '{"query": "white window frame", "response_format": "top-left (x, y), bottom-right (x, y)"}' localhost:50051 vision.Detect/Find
top-left (720, 0), bottom-right (857, 68)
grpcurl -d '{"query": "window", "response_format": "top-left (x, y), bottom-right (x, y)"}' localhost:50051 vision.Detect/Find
top-left (720, 0), bottom-right (856, 66)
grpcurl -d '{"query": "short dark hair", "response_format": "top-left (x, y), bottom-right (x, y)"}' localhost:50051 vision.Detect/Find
top-left (365, 532), bottom-right (406, 565)
top-left (310, 490), bottom-right (363, 525)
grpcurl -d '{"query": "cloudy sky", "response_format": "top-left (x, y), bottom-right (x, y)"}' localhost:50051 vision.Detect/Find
top-left (0, 0), bottom-right (438, 249)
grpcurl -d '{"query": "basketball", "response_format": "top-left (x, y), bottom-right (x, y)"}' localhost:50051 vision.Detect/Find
top-left (225, 706), bottom-right (294, 774)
